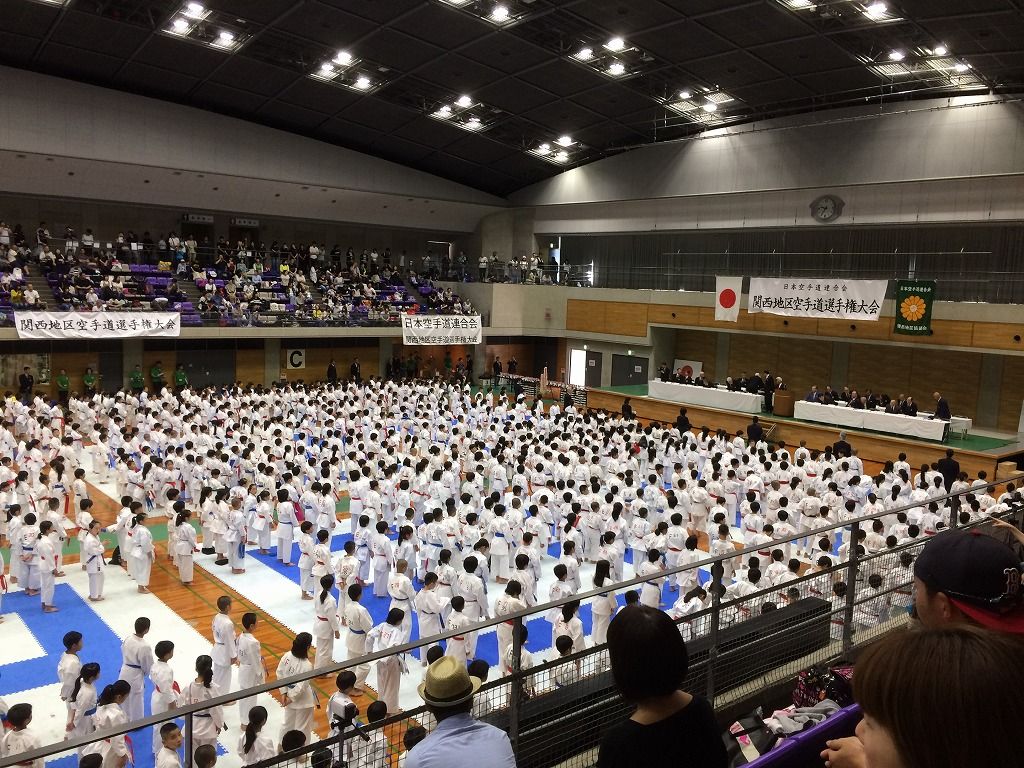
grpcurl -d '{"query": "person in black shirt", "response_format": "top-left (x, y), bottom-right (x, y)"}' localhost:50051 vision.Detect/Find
top-left (621, 398), bottom-right (634, 420)
top-left (18, 366), bottom-right (34, 404)
top-left (676, 408), bottom-right (691, 434)
top-left (326, 359), bottom-right (338, 384)
top-left (350, 358), bottom-right (361, 384)
top-left (597, 606), bottom-right (726, 768)
top-left (902, 396), bottom-right (919, 417)
top-left (746, 416), bottom-right (763, 444)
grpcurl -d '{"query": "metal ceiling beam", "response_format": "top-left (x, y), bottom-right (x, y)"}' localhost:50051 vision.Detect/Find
top-left (183, 0), bottom-right (310, 100)
top-left (29, 0), bottom-right (74, 64)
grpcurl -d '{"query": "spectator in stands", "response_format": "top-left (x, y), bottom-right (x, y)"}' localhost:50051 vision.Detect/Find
top-left (821, 529), bottom-right (1024, 768)
top-left (845, 627), bottom-right (1020, 768)
top-left (598, 605), bottom-right (727, 768)
top-left (404, 656), bottom-right (516, 768)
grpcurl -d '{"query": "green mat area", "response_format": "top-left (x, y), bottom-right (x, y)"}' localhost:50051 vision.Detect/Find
top-left (595, 385), bottom-right (1018, 452)
top-left (601, 384), bottom-right (650, 397)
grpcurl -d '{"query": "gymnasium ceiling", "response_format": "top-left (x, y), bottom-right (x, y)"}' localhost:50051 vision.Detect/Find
top-left (3, 0), bottom-right (1023, 197)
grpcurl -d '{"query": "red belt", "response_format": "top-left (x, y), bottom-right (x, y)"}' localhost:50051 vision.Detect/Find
top-left (316, 616), bottom-right (328, 621)
top-left (668, 547), bottom-right (681, 552)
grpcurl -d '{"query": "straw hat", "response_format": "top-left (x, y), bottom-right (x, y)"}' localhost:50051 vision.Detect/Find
top-left (417, 657), bottom-right (482, 708)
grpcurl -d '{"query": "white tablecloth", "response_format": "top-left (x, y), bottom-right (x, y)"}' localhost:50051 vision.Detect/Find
top-left (649, 380), bottom-right (763, 413)
top-left (794, 401), bottom-right (949, 441)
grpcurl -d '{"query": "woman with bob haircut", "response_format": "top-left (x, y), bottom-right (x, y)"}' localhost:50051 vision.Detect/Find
top-left (597, 605), bottom-right (726, 768)
top-left (835, 625), bottom-right (1021, 768)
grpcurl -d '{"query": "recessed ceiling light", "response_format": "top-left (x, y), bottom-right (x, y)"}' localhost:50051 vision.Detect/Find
top-left (434, 104), bottom-right (452, 117)
top-left (933, 44), bottom-right (948, 56)
top-left (864, 2), bottom-right (888, 21)
top-left (456, 95), bottom-right (473, 108)
top-left (320, 63), bottom-right (335, 74)
top-left (557, 135), bottom-right (573, 147)
top-left (607, 62), bottom-right (626, 76)
top-left (703, 101), bottom-right (718, 112)
top-left (464, 117), bottom-right (482, 129)
top-left (171, 17), bottom-right (189, 33)
top-left (218, 31), bottom-right (234, 42)
top-left (354, 76), bottom-right (372, 89)
top-left (554, 150), bottom-right (569, 162)
top-left (334, 51), bottom-right (353, 65)
top-left (490, 5), bottom-right (510, 22)
top-left (679, 90), bottom-right (692, 99)
top-left (535, 143), bottom-right (551, 155)
top-left (954, 62), bottom-right (970, 72)
top-left (185, 2), bottom-right (205, 19)
top-left (888, 50), bottom-right (905, 61)
top-left (605, 37), bottom-right (625, 52)
top-left (574, 47), bottom-right (593, 61)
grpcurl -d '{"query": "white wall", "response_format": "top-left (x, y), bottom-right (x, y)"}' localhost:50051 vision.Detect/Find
top-left (0, 67), bottom-right (505, 232)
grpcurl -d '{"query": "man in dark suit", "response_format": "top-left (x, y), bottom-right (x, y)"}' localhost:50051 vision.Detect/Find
top-left (350, 357), bottom-right (361, 384)
top-left (747, 372), bottom-right (763, 394)
top-left (936, 449), bottom-right (960, 492)
top-left (833, 431), bottom-right (852, 458)
top-left (326, 359), bottom-right (338, 384)
top-left (18, 366), bottom-right (34, 404)
top-left (932, 391), bottom-right (952, 421)
top-left (747, 415), bottom-right (764, 444)
top-left (736, 372), bottom-right (749, 392)
top-left (675, 407), bottom-right (691, 434)
top-left (902, 396), bottom-right (919, 417)
top-left (805, 386), bottom-right (820, 402)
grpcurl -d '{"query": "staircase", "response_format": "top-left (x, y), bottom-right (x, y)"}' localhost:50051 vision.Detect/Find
top-left (24, 268), bottom-right (54, 310)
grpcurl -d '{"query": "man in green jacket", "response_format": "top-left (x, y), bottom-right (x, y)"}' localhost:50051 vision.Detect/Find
top-left (55, 368), bottom-right (70, 407)
top-left (150, 360), bottom-right (165, 391)
top-left (129, 364), bottom-right (145, 394)
top-left (173, 364), bottom-right (189, 393)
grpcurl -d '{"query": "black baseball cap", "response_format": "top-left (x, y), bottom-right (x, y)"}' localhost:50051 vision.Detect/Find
top-left (914, 529), bottom-right (1024, 634)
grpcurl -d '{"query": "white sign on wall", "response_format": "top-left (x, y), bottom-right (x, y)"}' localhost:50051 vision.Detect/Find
top-left (402, 316), bottom-right (482, 346)
top-left (747, 278), bottom-right (887, 320)
top-left (15, 312), bottom-right (180, 339)
top-left (286, 349), bottom-right (306, 370)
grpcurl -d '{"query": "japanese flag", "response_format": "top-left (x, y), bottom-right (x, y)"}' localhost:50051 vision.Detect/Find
top-left (715, 276), bottom-right (743, 322)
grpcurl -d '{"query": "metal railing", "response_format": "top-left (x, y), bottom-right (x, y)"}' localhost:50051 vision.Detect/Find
top-left (2, 476), bottom-right (1021, 768)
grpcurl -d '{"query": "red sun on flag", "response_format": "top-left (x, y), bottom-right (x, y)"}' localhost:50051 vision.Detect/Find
top-left (718, 288), bottom-right (737, 309)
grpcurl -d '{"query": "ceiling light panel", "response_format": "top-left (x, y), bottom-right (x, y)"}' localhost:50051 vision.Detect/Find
top-left (428, 94), bottom-right (501, 132)
top-left (529, 134), bottom-right (587, 165)
top-left (861, 47), bottom-right (983, 88)
top-left (431, 0), bottom-right (534, 26)
top-left (567, 35), bottom-right (654, 80)
top-left (309, 51), bottom-right (388, 93)
top-left (665, 90), bottom-right (739, 125)
top-left (162, 3), bottom-right (249, 52)
top-left (772, 0), bottom-right (902, 24)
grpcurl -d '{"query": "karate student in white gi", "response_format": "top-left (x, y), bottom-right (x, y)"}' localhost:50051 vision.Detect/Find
top-left (236, 612), bottom-right (266, 722)
top-left (276, 633), bottom-right (316, 742)
top-left (493, 579), bottom-right (527, 673)
top-left (150, 641), bottom-right (181, 756)
top-left (367, 608), bottom-right (408, 715)
top-left (35, 521), bottom-right (59, 612)
top-left (174, 509), bottom-right (198, 586)
top-left (343, 583), bottom-right (373, 691)
top-left (413, 572), bottom-right (444, 663)
top-left (119, 617), bottom-right (154, 722)
top-left (211, 596), bottom-right (238, 696)
top-left (313, 574), bottom-right (341, 671)
top-left (387, 558), bottom-right (418, 643)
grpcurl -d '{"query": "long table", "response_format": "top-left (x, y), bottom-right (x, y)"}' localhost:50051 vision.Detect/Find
top-left (648, 380), bottom-right (763, 414)
top-left (794, 400), bottom-right (949, 441)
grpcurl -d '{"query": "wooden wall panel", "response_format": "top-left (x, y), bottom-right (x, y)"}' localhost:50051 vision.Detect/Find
top-left (910, 348), bottom-right (981, 419)
top-left (235, 349), bottom-right (265, 386)
top-left (483, 342), bottom-right (536, 377)
top-left (603, 301), bottom-right (649, 337)
top-left (998, 356), bottom-right (1024, 432)
top-left (913, 319), bottom-right (975, 347)
top-left (49, 351), bottom-right (101, 399)
top-left (972, 322), bottom-right (1024, 352)
top-left (783, 338), bottom-right (834, 396)
top-left (280, 345), bottom-right (379, 382)
top-left (697, 307), bottom-right (756, 331)
top-left (728, 334), bottom-right (781, 382)
top-left (566, 300), bottom-right (606, 333)
top-left (816, 317), bottom-right (892, 340)
top-left (753, 313), bottom-right (819, 336)
top-left (647, 304), bottom-right (701, 326)
top-left (674, 329), bottom-right (719, 380)
top-left (847, 344), bottom-right (911, 400)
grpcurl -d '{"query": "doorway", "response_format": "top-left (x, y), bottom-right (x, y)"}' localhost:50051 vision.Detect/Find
top-left (611, 354), bottom-right (648, 386)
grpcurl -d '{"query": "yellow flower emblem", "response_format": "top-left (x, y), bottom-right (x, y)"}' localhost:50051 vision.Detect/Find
top-left (900, 295), bottom-right (927, 321)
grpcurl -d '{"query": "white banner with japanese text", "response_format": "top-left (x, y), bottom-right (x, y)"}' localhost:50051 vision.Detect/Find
top-left (15, 311), bottom-right (181, 339)
top-left (747, 278), bottom-right (888, 320)
top-left (401, 315), bottom-right (482, 345)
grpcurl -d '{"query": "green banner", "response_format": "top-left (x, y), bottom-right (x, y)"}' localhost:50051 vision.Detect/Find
top-left (894, 279), bottom-right (936, 335)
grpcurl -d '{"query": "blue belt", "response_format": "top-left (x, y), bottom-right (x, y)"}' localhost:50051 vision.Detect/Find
top-left (349, 629), bottom-right (365, 635)
top-left (125, 664), bottom-right (141, 669)
top-left (195, 713), bottom-right (212, 718)
top-left (83, 707), bottom-right (96, 717)
top-left (494, 533), bottom-right (505, 538)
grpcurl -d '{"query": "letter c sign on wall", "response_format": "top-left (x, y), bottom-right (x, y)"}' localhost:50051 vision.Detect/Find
top-left (286, 349), bottom-right (306, 370)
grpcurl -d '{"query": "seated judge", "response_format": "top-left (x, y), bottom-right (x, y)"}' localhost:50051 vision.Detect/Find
top-left (932, 391), bottom-right (951, 421)
top-left (901, 395), bottom-right (919, 417)
top-left (677, 369), bottom-right (693, 385)
top-left (805, 385), bottom-right (820, 402)
top-left (657, 363), bottom-right (671, 382)
top-left (735, 372), bottom-right (749, 391)
top-left (884, 397), bottom-right (902, 414)
top-left (848, 390), bottom-right (865, 409)
top-left (693, 371), bottom-right (711, 388)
